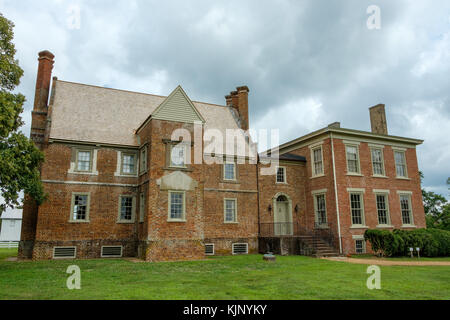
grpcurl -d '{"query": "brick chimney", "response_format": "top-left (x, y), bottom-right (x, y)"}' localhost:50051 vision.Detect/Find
top-left (226, 86), bottom-right (250, 131)
top-left (31, 50), bottom-right (54, 149)
top-left (369, 104), bottom-right (388, 135)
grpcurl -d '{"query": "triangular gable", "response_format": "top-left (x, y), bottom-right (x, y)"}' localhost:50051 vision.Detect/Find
top-left (151, 85), bottom-right (205, 123)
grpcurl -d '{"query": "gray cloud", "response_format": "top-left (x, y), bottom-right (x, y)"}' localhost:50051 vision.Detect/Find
top-left (1, 0), bottom-right (449, 198)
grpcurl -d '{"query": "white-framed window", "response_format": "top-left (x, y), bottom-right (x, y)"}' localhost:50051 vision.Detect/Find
top-left (345, 144), bottom-right (360, 174)
top-left (70, 192), bottom-right (90, 222)
top-left (139, 192), bottom-right (145, 223)
top-left (139, 146), bottom-right (148, 173)
top-left (118, 195), bottom-right (135, 223)
top-left (76, 149), bottom-right (92, 172)
top-left (355, 239), bottom-right (366, 254)
top-left (312, 146), bottom-right (324, 176)
top-left (371, 147), bottom-right (385, 176)
top-left (121, 152), bottom-right (137, 175)
top-left (224, 198), bottom-right (237, 223)
top-left (394, 150), bottom-right (408, 178)
top-left (375, 193), bottom-right (390, 225)
top-left (170, 144), bottom-right (187, 168)
top-left (168, 191), bottom-right (186, 221)
top-left (205, 244), bottom-right (215, 256)
top-left (276, 166), bottom-right (286, 183)
top-left (314, 193), bottom-right (327, 226)
top-left (224, 162), bottom-right (236, 181)
top-left (399, 193), bottom-right (414, 225)
top-left (349, 192), bottom-right (365, 226)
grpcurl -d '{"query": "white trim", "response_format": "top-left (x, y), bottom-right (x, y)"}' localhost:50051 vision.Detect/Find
top-left (275, 166), bottom-right (287, 184)
top-left (223, 198), bottom-right (238, 223)
top-left (115, 150), bottom-right (139, 177)
top-left (397, 190), bottom-right (413, 195)
top-left (308, 141), bottom-right (324, 149)
top-left (311, 188), bottom-right (328, 195)
top-left (349, 191), bottom-right (366, 227)
top-left (373, 189), bottom-right (390, 194)
top-left (330, 133), bottom-right (342, 254)
top-left (374, 192), bottom-right (391, 226)
top-left (344, 143), bottom-right (361, 175)
top-left (347, 188), bottom-right (366, 193)
top-left (310, 145), bottom-right (324, 177)
top-left (223, 162), bottom-right (237, 181)
top-left (117, 195), bottom-right (136, 223)
top-left (368, 143), bottom-right (385, 148)
top-left (354, 239), bottom-right (366, 254)
top-left (343, 140), bottom-right (360, 145)
top-left (68, 148), bottom-right (99, 176)
top-left (391, 146), bottom-right (407, 152)
top-left (352, 235), bottom-right (365, 240)
top-left (205, 244), bottom-right (215, 256)
top-left (168, 190), bottom-right (186, 222)
top-left (370, 146), bottom-right (386, 177)
top-left (69, 192), bottom-right (91, 223)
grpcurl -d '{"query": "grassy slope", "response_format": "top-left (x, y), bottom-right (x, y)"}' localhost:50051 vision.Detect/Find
top-left (0, 249), bottom-right (449, 300)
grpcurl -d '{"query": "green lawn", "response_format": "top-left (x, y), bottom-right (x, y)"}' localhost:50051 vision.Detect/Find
top-left (354, 254), bottom-right (450, 261)
top-left (0, 249), bottom-right (449, 300)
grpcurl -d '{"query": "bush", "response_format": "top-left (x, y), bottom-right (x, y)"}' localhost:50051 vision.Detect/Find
top-left (364, 228), bottom-right (450, 257)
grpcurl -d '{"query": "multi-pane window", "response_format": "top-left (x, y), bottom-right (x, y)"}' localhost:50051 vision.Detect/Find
top-left (371, 148), bottom-right (385, 176)
top-left (170, 144), bottom-right (186, 167)
top-left (72, 194), bottom-right (89, 221)
top-left (120, 196), bottom-right (133, 221)
top-left (355, 240), bottom-right (366, 254)
top-left (315, 194), bottom-right (327, 225)
top-left (376, 194), bottom-right (389, 225)
top-left (394, 151), bottom-right (407, 178)
top-left (139, 147), bottom-right (147, 173)
top-left (77, 150), bottom-right (92, 171)
top-left (400, 194), bottom-right (413, 225)
top-left (122, 153), bottom-right (136, 174)
top-left (224, 163), bottom-right (236, 180)
top-left (139, 192), bottom-right (145, 223)
top-left (169, 191), bottom-right (185, 220)
top-left (224, 199), bottom-right (237, 223)
top-left (350, 193), bottom-right (364, 225)
top-left (312, 147), bottom-right (323, 176)
top-left (346, 145), bottom-right (360, 174)
top-left (276, 167), bottom-right (286, 183)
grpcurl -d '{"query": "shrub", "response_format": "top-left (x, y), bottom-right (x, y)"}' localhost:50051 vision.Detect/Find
top-left (364, 228), bottom-right (450, 257)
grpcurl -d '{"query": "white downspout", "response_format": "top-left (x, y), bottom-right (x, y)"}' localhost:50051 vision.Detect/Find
top-left (330, 132), bottom-right (343, 254)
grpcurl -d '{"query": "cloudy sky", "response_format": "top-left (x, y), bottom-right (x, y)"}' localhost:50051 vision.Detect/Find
top-left (1, 0), bottom-right (449, 198)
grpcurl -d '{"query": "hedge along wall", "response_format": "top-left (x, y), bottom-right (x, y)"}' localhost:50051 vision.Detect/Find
top-left (364, 228), bottom-right (450, 257)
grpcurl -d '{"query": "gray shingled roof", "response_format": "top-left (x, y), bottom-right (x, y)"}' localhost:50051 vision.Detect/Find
top-left (49, 80), bottom-right (243, 148)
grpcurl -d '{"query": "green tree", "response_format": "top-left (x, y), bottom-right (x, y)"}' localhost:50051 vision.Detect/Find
top-left (0, 13), bottom-right (45, 214)
top-left (420, 172), bottom-right (450, 230)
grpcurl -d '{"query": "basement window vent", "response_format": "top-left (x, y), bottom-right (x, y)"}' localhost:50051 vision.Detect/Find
top-left (101, 246), bottom-right (123, 258)
top-left (232, 243), bottom-right (248, 255)
top-left (53, 247), bottom-right (76, 259)
top-left (205, 244), bottom-right (215, 256)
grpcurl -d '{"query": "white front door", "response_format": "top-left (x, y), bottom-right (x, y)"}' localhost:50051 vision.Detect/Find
top-left (274, 200), bottom-right (292, 236)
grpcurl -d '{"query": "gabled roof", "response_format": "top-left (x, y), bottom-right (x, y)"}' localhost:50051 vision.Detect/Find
top-left (150, 85), bottom-right (205, 124)
top-left (49, 80), bottom-right (239, 147)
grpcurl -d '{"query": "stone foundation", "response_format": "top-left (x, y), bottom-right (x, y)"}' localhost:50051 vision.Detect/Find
top-left (144, 239), bottom-right (205, 262)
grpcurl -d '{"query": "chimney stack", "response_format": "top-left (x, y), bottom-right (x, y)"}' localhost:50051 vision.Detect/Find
top-left (31, 50), bottom-right (54, 149)
top-left (33, 50), bottom-right (55, 112)
top-left (226, 86), bottom-right (250, 131)
top-left (369, 104), bottom-right (388, 135)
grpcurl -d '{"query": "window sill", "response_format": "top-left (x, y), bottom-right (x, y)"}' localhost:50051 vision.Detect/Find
top-left (372, 175), bottom-right (388, 179)
top-left (68, 171), bottom-right (99, 176)
top-left (315, 225), bottom-right (329, 230)
top-left (346, 173), bottom-right (363, 177)
top-left (310, 174), bottom-right (325, 179)
top-left (167, 219), bottom-right (187, 223)
top-left (116, 220), bottom-right (135, 224)
top-left (224, 221), bottom-right (239, 224)
top-left (350, 225), bottom-right (368, 229)
top-left (221, 179), bottom-right (240, 184)
top-left (139, 170), bottom-right (148, 176)
top-left (401, 224), bottom-right (416, 228)
top-left (115, 173), bottom-right (138, 178)
top-left (275, 182), bottom-right (288, 185)
top-left (396, 177), bottom-right (411, 180)
top-left (69, 220), bottom-right (90, 223)
top-left (376, 225), bottom-right (394, 229)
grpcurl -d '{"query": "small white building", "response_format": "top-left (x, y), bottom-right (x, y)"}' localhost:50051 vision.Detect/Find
top-left (0, 208), bottom-right (22, 243)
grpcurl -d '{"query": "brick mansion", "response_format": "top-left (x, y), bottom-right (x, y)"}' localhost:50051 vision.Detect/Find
top-left (19, 51), bottom-right (426, 261)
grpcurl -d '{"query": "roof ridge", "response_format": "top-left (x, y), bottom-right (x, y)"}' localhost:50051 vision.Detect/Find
top-left (56, 79), bottom-right (227, 108)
